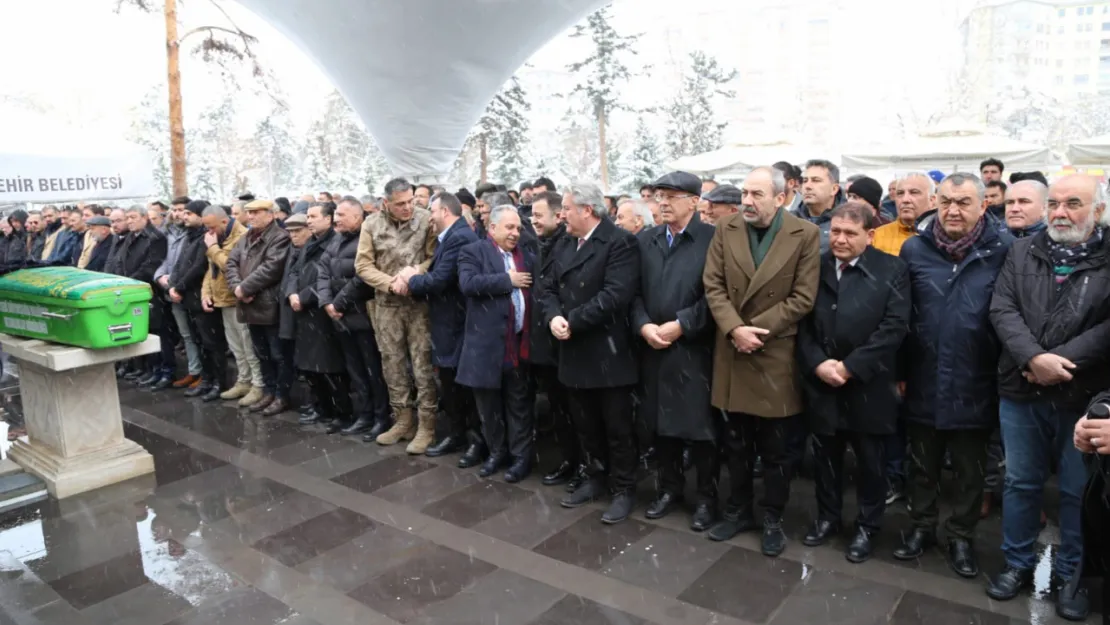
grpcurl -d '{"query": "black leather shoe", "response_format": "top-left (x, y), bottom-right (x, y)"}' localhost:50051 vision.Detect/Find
top-left (752, 456), bottom-right (764, 479)
top-left (150, 377), bottom-right (174, 391)
top-left (561, 479), bottom-right (602, 508)
top-left (457, 443), bottom-right (486, 469)
top-left (1056, 575), bottom-right (1090, 622)
top-left (947, 538), bottom-right (979, 578)
top-left (602, 491), bottom-right (634, 524)
top-left (690, 503), bottom-right (716, 532)
top-left (761, 516), bottom-right (787, 557)
top-left (124, 369), bottom-right (144, 381)
top-left (339, 417), bottom-right (373, 436)
top-left (298, 413), bottom-right (322, 425)
top-left (504, 458), bottom-right (531, 483)
top-left (326, 420), bottom-right (350, 435)
top-left (565, 465), bottom-right (587, 493)
top-left (846, 529), bottom-right (875, 563)
top-left (201, 387), bottom-right (222, 402)
top-left (645, 492), bottom-right (682, 520)
top-left (802, 519), bottom-right (841, 547)
top-left (183, 384), bottom-right (211, 398)
top-left (365, 417), bottom-right (392, 441)
top-left (893, 528), bottom-right (935, 560)
top-left (298, 403), bottom-right (316, 416)
top-left (542, 461), bottom-right (576, 486)
top-left (425, 435), bottom-right (465, 458)
top-left (706, 511), bottom-right (758, 542)
top-left (986, 565), bottom-right (1033, 601)
top-left (138, 372), bottom-right (160, 386)
top-left (478, 453), bottom-right (508, 478)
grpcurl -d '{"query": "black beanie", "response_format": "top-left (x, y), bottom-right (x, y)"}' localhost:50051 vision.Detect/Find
top-left (456, 188), bottom-right (477, 209)
top-left (185, 200), bottom-right (210, 216)
top-left (847, 176), bottom-right (883, 211)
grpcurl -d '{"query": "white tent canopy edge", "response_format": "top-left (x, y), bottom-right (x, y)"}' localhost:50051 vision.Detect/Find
top-left (236, 0), bottom-right (611, 182)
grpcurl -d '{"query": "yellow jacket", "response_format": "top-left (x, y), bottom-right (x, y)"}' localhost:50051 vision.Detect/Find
top-left (872, 220), bottom-right (916, 257)
top-left (201, 219), bottom-right (247, 308)
top-left (77, 230), bottom-right (97, 268)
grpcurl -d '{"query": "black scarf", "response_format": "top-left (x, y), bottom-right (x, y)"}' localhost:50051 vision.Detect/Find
top-left (1047, 227), bottom-right (1103, 284)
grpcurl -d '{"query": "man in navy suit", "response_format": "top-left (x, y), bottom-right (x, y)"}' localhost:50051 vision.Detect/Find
top-left (406, 192), bottom-right (481, 465)
top-left (456, 205), bottom-right (537, 483)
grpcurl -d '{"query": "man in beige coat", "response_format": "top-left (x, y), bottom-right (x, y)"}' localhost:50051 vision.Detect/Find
top-left (702, 165), bottom-right (820, 556)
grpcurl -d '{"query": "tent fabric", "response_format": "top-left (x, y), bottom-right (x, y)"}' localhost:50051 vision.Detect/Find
top-left (667, 142), bottom-right (838, 178)
top-left (1066, 134), bottom-right (1110, 165)
top-left (841, 126), bottom-right (1054, 173)
top-left (237, 0), bottom-right (610, 181)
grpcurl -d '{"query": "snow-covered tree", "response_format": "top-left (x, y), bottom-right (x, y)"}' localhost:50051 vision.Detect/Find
top-left (299, 90), bottom-right (379, 194)
top-left (554, 98), bottom-right (600, 182)
top-left (665, 51), bottom-right (737, 161)
top-left (252, 100), bottom-right (300, 197)
top-left (621, 116), bottom-right (664, 191)
top-left (566, 6), bottom-right (640, 190)
top-left (467, 76), bottom-right (531, 185)
top-left (129, 87), bottom-right (174, 199)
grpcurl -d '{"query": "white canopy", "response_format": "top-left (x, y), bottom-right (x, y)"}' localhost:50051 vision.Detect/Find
top-left (1066, 134), bottom-right (1110, 165)
top-left (841, 123), bottom-right (1054, 173)
top-left (0, 109), bottom-right (155, 203)
top-left (237, 0), bottom-right (610, 181)
top-left (667, 140), bottom-right (838, 178)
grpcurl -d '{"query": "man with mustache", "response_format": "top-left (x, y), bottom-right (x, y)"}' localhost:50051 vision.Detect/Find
top-left (986, 174), bottom-right (1110, 621)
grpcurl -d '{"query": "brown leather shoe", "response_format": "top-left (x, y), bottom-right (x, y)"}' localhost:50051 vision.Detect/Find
top-left (173, 374), bottom-right (199, 388)
top-left (188, 378), bottom-right (203, 389)
top-left (249, 394), bottom-right (274, 412)
top-left (261, 398), bottom-right (287, 417)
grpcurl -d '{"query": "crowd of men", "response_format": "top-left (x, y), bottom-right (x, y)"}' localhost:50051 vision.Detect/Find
top-left (10, 156), bottom-right (1110, 622)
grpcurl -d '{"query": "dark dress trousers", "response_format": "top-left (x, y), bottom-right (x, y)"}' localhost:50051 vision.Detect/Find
top-left (538, 217), bottom-right (641, 492)
top-left (798, 247), bottom-right (910, 532)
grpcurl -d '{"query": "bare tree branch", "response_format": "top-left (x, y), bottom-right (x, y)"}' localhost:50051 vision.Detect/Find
top-left (115, 0), bottom-right (157, 13)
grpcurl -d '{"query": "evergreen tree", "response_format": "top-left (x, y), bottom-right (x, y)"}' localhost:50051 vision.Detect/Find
top-left (299, 90), bottom-right (376, 194)
top-left (129, 87), bottom-right (174, 199)
top-left (566, 6), bottom-right (640, 190)
top-left (665, 51), bottom-right (738, 160)
top-left (253, 99), bottom-right (299, 197)
top-left (623, 116), bottom-right (664, 191)
top-left (471, 76), bottom-right (532, 185)
top-left (555, 98), bottom-right (600, 182)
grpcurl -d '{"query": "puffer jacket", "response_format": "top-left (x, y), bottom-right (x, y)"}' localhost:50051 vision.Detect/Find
top-left (990, 229), bottom-right (1110, 410)
top-left (900, 215), bottom-right (1013, 430)
top-left (317, 229), bottom-right (373, 333)
top-left (201, 219), bottom-right (247, 308)
top-left (225, 220), bottom-right (291, 325)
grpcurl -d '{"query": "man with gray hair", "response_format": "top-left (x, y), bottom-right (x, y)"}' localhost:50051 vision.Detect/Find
top-left (539, 181), bottom-right (641, 524)
top-left (356, 177), bottom-right (439, 454)
top-left (985, 174), bottom-right (1109, 620)
top-left (894, 172), bottom-right (1013, 579)
top-left (703, 165), bottom-right (820, 555)
top-left (116, 204), bottom-right (169, 386)
top-left (614, 198), bottom-right (654, 235)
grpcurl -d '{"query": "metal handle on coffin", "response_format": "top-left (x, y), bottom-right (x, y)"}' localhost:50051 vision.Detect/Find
top-left (40, 311), bottom-right (75, 321)
top-left (108, 324), bottom-right (133, 335)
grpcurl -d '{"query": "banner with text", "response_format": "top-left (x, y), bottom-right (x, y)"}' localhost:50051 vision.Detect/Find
top-left (0, 152), bottom-right (156, 203)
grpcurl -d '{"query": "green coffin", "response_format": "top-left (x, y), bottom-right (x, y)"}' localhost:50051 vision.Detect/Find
top-left (0, 267), bottom-right (152, 348)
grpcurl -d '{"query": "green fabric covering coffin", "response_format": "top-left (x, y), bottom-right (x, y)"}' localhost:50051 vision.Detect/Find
top-left (0, 267), bottom-right (151, 348)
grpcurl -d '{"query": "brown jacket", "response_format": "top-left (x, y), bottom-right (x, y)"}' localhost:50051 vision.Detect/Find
top-left (201, 219), bottom-right (247, 308)
top-left (225, 220), bottom-right (291, 325)
top-left (354, 208), bottom-right (437, 307)
top-left (703, 210), bottom-right (820, 417)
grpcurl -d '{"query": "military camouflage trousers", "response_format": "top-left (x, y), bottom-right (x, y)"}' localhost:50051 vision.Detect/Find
top-left (368, 299), bottom-right (438, 420)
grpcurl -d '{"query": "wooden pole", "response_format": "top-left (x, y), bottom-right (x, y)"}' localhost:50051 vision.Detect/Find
top-left (165, 0), bottom-right (187, 197)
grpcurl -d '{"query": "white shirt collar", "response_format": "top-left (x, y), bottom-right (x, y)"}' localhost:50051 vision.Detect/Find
top-left (580, 222), bottom-right (600, 242)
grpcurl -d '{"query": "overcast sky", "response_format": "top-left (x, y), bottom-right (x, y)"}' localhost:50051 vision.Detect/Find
top-left (0, 0), bottom-right (971, 150)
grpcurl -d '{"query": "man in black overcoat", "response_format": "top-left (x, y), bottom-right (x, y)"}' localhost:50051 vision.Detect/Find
top-left (797, 202), bottom-right (910, 563)
top-left (631, 171), bottom-right (719, 532)
top-left (539, 181), bottom-right (641, 525)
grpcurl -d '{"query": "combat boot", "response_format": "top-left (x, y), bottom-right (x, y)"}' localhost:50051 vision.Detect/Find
top-left (376, 408), bottom-right (416, 446)
top-left (406, 411), bottom-right (436, 455)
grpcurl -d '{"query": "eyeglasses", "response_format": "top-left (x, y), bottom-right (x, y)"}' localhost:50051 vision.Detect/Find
top-left (654, 193), bottom-right (695, 203)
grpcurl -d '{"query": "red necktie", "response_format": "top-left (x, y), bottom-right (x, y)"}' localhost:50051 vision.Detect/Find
top-left (577, 238), bottom-right (585, 251)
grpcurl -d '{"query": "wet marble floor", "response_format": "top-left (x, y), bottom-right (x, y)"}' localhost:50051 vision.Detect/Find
top-left (0, 381), bottom-right (1101, 625)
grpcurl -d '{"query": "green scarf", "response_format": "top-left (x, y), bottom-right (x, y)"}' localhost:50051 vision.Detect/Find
top-left (747, 208), bottom-right (784, 268)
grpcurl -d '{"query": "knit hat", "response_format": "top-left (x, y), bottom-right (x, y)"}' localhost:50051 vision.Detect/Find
top-left (184, 200), bottom-right (210, 216)
top-left (846, 176), bottom-right (883, 211)
top-left (274, 197), bottom-right (291, 214)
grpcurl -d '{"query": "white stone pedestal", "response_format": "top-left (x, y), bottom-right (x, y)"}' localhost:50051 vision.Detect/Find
top-left (0, 334), bottom-right (160, 499)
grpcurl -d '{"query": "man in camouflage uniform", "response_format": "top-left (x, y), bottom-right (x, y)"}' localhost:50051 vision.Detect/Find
top-left (355, 178), bottom-right (439, 453)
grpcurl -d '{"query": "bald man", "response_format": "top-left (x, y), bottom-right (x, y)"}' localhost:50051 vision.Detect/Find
top-left (1002, 180), bottom-right (1048, 238)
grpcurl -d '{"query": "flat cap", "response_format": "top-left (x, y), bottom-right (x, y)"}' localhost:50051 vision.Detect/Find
top-left (652, 171), bottom-right (702, 197)
top-left (85, 215), bottom-right (111, 226)
top-left (702, 183), bottom-right (743, 205)
top-left (244, 199), bottom-right (274, 212)
top-left (283, 214), bottom-right (308, 229)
